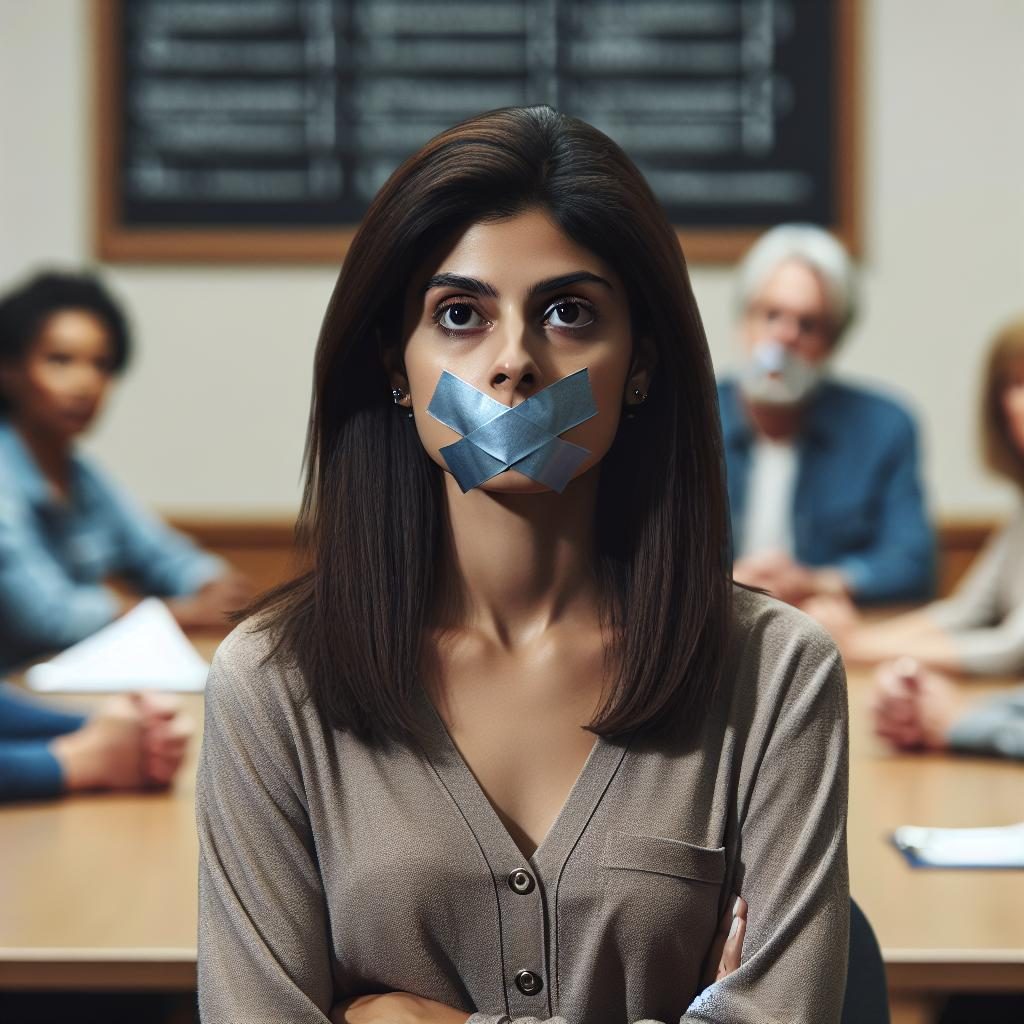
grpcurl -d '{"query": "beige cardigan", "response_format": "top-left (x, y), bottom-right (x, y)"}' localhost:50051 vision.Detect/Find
top-left (196, 587), bottom-right (849, 1024)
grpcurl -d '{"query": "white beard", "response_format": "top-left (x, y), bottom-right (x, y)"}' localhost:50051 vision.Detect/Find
top-left (739, 340), bottom-right (825, 407)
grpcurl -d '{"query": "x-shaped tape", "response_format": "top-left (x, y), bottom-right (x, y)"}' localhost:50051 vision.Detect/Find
top-left (426, 368), bottom-right (598, 492)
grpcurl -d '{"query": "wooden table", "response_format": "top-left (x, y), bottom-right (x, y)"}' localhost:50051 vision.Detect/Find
top-left (0, 637), bottom-right (219, 992)
top-left (846, 668), bottom-right (1024, 1023)
top-left (2, 644), bottom-right (1023, 1021)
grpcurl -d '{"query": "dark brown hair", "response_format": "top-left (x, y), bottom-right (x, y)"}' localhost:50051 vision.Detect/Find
top-left (251, 106), bottom-right (731, 743)
top-left (0, 271), bottom-right (131, 414)
top-left (982, 315), bottom-right (1024, 489)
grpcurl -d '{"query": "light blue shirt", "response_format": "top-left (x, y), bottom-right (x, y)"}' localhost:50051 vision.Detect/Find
top-left (0, 420), bottom-right (222, 671)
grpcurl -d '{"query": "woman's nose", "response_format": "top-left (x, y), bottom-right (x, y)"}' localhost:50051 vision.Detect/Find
top-left (71, 364), bottom-right (106, 399)
top-left (488, 319), bottom-right (541, 400)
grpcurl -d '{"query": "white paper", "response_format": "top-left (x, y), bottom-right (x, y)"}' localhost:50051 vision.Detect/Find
top-left (893, 822), bottom-right (1024, 868)
top-left (25, 598), bottom-right (210, 693)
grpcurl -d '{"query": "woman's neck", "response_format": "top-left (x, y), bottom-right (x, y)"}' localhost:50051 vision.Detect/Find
top-left (12, 417), bottom-right (73, 496)
top-left (439, 469), bottom-right (600, 648)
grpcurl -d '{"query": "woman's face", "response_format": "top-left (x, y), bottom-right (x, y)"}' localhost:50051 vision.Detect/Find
top-left (1, 310), bottom-right (116, 441)
top-left (1001, 360), bottom-right (1024, 455)
top-left (398, 207), bottom-right (644, 494)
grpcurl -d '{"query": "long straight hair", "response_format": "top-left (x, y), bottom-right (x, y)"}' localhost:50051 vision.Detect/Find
top-left (250, 106), bottom-right (732, 743)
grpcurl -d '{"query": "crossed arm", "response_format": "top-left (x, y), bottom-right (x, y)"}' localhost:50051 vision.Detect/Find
top-left (331, 901), bottom-right (748, 1024)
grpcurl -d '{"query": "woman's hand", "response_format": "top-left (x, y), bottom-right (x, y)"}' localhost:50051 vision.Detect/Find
top-left (49, 692), bottom-right (192, 791)
top-left (134, 692), bottom-right (194, 786)
top-left (331, 992), bottom-right (470, 1024)
top-left (871, 658), bottom-right (967, 751)
top-left (701, 894), bottom-right (748, 987)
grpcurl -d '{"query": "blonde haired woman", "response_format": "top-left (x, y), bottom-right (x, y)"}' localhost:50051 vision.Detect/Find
top-left (819, 316), bottom-right (1024, 675)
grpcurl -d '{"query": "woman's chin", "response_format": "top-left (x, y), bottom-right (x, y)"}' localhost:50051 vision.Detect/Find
top-left (467, 470), bottom-right (552, 496)
top-left (444, 463), bottom-right (598, 498)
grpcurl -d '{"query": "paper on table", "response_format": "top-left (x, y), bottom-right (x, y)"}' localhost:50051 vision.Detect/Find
top-left (892, 821), bottom-right (1024, 869)
top-left (25, 598), bottom-right (210, 693)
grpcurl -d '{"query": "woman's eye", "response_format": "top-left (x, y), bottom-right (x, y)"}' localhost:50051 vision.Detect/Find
top-left (545, 300), bottom-right (596, 330)
top-left (46, 353), bottom-right (72, 366)
top-left (435, 302), bottom-right (488, 333)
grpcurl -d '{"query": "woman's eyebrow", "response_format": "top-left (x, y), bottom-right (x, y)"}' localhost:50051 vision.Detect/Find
top-left (423, 274), bottom-right (498, 298)
top-left (528, 271), bottom-right (613, 297)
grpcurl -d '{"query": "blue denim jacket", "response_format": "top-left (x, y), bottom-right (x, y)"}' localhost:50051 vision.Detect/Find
top-left (718, 378), bottom-right (936, 603)
top-left (0, 420), bottom-right (222, 670)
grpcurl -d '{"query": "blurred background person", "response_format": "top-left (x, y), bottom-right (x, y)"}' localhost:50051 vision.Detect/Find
top-left (873, 658), bottom-right (1024, 760)
top-left (0, 682), bottom-right (192, 802)
top-left (812, 316), bottom-right (1024, 676)
top-left (720, 224), bottom-right (935, 606)
top-left (0, 271), bottom-right (250, 673)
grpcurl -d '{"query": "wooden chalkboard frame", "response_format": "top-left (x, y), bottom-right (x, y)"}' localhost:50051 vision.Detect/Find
top-left (93, 0), bottom-right (860, 264)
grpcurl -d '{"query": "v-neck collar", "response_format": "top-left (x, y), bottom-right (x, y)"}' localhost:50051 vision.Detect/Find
top-left (416, 691), bottom-right (629, 883)
top-left (0, 420), bottom-right (89, 513)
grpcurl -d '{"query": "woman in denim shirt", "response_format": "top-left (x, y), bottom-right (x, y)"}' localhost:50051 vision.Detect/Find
top-left (0, 271), bottom-right (248, 672)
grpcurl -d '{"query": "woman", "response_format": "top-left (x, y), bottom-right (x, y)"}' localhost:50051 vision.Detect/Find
top-left (197, 107), bottom-right (848, 1024)
top-left (811, 315), bottom-right (1024, 677)
top-left (0, 272), bottom-right (249, 672)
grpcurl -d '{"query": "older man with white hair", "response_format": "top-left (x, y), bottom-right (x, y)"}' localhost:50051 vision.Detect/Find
top-left (719, 224), bottom-right (935, 605)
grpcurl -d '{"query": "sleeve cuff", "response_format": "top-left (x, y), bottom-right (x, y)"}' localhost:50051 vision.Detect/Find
top-left (948, 690), bottom-right (1024, 759)
top-left (925, 597), bottom-right (979, 632)
top-left (0, 683), bottom-right (87, 738)
top-left (833, 554), bottom-right (936, 604)
top-left (169, 554), bottom-right (226, 598)
top-left (833, 557), bottom-right (870, 597)
top-left (0, 742), bottom-right (66, 801)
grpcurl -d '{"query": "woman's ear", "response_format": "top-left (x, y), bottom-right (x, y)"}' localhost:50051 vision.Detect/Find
top-left (624, 336), bottom-right (657, 408)
top-left (379, 338), bottom-right (412, 410)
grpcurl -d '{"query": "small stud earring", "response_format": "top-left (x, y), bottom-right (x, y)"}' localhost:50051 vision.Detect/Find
top-left (392, 386), bottom-right (413, 418)
top-left (624, 386), bottom-right (647, 420)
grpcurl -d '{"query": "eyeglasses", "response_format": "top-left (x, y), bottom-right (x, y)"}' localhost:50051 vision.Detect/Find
top-left (745, 302), bottom-right (832, 341)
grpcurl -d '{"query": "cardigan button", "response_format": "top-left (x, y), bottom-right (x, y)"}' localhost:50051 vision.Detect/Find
top-left (508, 869), bottom-right (535, 894)
top-left (515, 970), bottom-right (543, 996)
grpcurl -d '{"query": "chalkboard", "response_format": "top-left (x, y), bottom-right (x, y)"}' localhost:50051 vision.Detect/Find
top-left (94, 0), bottom-right (859, 262)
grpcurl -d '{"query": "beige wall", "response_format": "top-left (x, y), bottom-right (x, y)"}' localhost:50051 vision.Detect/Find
top-left (1, 0), bottom-right (1022, 517)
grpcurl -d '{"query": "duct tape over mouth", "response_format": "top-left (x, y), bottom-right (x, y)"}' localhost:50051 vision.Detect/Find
top-left (426, 368), bottom-right (598, 492)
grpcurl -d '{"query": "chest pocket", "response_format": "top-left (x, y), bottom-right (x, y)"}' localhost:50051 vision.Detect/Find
top-left (595, 831), bottom-right (725, 999)
top-left (601, 831), bottom-right (725, 884)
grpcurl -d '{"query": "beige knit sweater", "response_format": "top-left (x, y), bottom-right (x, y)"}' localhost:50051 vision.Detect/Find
top-left (197, 587), bottom-right (849, 1024)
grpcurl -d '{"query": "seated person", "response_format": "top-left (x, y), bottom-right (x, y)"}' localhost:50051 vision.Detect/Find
top-left (873, 658), bottom-right (1024, 760)
top-left (813, 316), bottom-right (1024, 675)
top-left (0, 681), bottom-right (192, 801)
top-left (0, 271), bottom-right (249, 672)
top-left (720, 224), bottom-right (934, 605)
